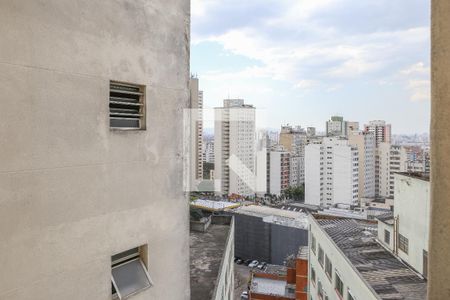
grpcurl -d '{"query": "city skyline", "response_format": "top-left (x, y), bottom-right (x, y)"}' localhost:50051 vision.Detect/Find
top-left (191, 0), bottom-right (430, 134)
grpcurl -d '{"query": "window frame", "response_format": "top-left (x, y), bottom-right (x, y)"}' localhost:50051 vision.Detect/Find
top-left (311, 233), bottom-right (317, 255)
top-left (335, 271), bottom-right (344, 298)
top-left (318, 245), bottom-right (325, 267)
top-left (384, 229), bottom-right (390, 244)
top-left (399, 234), bottom-right (409, 254)
top-left (111, 246), bottom-right (153, 300)
top-left (325, 255), bottom-right (333, 280)
top-left (109, 81), bottom-right (146, 130)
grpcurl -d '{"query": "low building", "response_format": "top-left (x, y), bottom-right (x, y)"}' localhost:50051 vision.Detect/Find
top-left (190, 215), bottom-right (234, 300)
top-left (232, 205), bottom-right (309, 265)
top-left (308, 215), bottom-right (427, 300)
top-left (249, 247), bottom-right (308, 300)
top-left (377, 172), bottom-right (430, 278)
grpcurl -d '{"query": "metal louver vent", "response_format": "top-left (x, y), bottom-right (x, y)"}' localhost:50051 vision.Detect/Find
top-left (110, 82), bottom-right (145, 129)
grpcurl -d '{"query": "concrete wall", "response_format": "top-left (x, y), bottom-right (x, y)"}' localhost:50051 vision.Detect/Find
top-left (308, 217), bottom-right (378, 300)
top-left (0, 1), bottom-right (190, 299)
top-left (234, 214), bottom-right (271, 262)
top-left (213, 218), bottom-right (235, 300)
top-left (271, 225), bottom-right (308, 265)
top-left (394, 174), bottom-right (430, 276)
top-left (429, 0), bottom-right (450, 297)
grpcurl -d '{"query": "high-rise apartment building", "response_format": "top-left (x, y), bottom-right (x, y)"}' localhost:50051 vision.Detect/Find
top-left (190, 76), bottom-right (204, 189)
top-left (305, 137), bottom-right (359, 207)
top-left (364, 120), bottom-right (392, 146)
top-left (377, 143), bottom-right (408, 197)
top-left (214, 99), bottom-right (256, 196)
top-left (0, 1), bottom-right (190, 299)
top-left (279, 125), bottom-right (307, 186)
top-left (203, 140), bottom-right (215, 163)
top-left (348, 132), bottom-right (376, 202)
top-left (267, 146), bottom-right (290, 196)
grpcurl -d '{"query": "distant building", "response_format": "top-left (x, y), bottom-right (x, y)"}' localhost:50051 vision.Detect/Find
top-left (190, 76), bottom-right (204, 190)
top-left (346, 121), bottom-right (360, 136)
top-left (364, 120), bottom-right (392, 146)
top-left (267, 146), bottom-right (290, 196)
top-left (190, 215), bottom-right (234, 300)
top-left (348, 132), bottom-right (376, 202)
top-left (377, 143), bottom-right (407, 197)
top-left (232, 205), bottom-right (309, 265)
top-left (203, 140), bottom-right (215, 163)
top-left (279, 125), bottom-right (307, 186)
top-left (308, 215), bottom-right (427, 300)
top-left (326, 116), bottom-right (346, 137)
top-left (307, 127), bottom-right (317, 137)
top-left (214, 99), bottom-right (256, 196)
top-left (305, 137), bottom-right (359, 207)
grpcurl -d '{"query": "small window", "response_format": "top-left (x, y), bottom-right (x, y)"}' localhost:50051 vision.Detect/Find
top-left (318, 280), bottom-right (324, 299)
top-left (325, 255), bottom-right (332, 280)
top-left (348, 290), bottom-right (355, 300)
top-left (111, 246), bottom-right (153, 299)
top-left (335, 272), bottom-right (344, 297)
top-left (399, 234), bottom-right (409, 254)
top-left (110, 81), bottom-right (145, 130)
top-left (311, 267), bottom-right (316, 285)
top-left (311, 234), bottom-right (317, 255)
top-left (384, 229), bottom-right (390, 244)
top-left (318, 245), bottom-right (324, 267)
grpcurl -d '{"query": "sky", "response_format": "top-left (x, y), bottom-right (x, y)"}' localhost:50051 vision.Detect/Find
top-left (191, 0), bottom-right (430, 134)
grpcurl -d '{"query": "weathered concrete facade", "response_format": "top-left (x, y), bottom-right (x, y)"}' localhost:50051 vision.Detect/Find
top-left (430, 0), bottom-right (450, 298)
top-left (0, 1), bottom-right (190, 300)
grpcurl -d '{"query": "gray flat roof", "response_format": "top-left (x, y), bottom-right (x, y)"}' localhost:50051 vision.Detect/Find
top-left (315, 217), bottom-right (427, 300)
top-left (190, 223), bottom-right (230, 300)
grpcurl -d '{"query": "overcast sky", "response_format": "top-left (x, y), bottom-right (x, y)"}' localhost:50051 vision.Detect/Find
top-left (191, 0), bottom-right (430, 134)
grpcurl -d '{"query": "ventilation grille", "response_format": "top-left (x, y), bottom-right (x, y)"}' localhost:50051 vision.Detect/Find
top-left (109, 82), bottom-right (145, 129)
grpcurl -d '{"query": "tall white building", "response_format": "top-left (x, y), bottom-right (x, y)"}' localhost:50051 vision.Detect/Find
top-left (203, 140), bottom-right (215, 163)
top-left (364, 120), bottom-right (392, 146)
top-left (214, 99), bottom-right (256, 196)
top-left (377, 143), bottom-right (407, 198)
top-left (190, 76), bottom-right (203, 189)
top-left (267, 146), bottom-right (290, 196)
top-left (305, 137), bottom-right (359, 207)
top-left (348, 132), bottom-right (376, 202)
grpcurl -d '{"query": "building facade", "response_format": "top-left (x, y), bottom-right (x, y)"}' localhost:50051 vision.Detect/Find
top-left (364, 120), bottom-right (392, 146)
top-left (305, 138), bottom-right (359, 207)
top-left (0, 1), bottom-right (190, 299)
top-left (190, 76), bottom-right (204, 189)
top-left (326, 116), bottom-right (346, 137)
top-left (348, 132), bottom-right (376, 202)
top-left (377, 143), bottom-right (408, 198)
top-left (267, 146), bottom-right (291, 196)
top-left (214, 99), bottom-right (256, 196)
top-left (279, 125), bottom-right (307, 186)
top-left (377, 173), bottom-right (430, 278)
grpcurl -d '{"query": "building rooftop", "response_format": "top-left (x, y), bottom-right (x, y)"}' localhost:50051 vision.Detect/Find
top-left (376, 212), bottom-right (395, 225)
top-left (191, 199), bottom-right (240, 211)
top-left (250, 277), bottom-right (295, 299)
top-left (190, 222), bottom-right (230, 300)
top-left (233, 205), bottom-right (309, 229)
top-left (396, 172), bottom-right (430, 181)
top-left (314, 216), bottom-right (427, 300)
